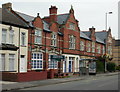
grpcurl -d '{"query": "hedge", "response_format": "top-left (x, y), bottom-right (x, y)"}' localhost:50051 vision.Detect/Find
top-left (107, 62), bottom-right (116, 72)
top-left (96, 60), bottom-right (104, 73)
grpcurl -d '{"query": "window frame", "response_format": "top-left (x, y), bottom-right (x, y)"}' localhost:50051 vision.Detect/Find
top-left (69, 35), bottom-right (76, 49)
top-left (92, 42), bottom-right (95, 53)
top-left (48, 55), bottom-right (58, 69)
top-left (9, 29), bottom-right (14, 44)
top-left (51, 33), bottom-right (57, 47)
top-left (69, 22), bottom-right (75, 30)
top-left (0, 54), bottom-right (5, 71)
top-left (87, 43), bottom-right (91, 52)
top-left (21, 32), bottom-right (26, 46)
top-left (9, 54), bottom-right (15, 71)
top-left (2, 28), bottom-right (7, 43)
top-left (97, 45), bottom-right (101, 54)
top-left (31, 52), bottom-right (43, 70)
top-left (80, 41), bottom-right (85, 51)
top-left (35, 29), bottom-right (42, 44)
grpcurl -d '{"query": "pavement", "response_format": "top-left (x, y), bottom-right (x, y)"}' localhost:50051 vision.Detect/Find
top-left (1, 72), bottom-right (119, 91)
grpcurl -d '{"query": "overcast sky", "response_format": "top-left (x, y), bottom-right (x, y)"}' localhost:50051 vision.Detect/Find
top-left (0, 0), bottom-right (119, 39)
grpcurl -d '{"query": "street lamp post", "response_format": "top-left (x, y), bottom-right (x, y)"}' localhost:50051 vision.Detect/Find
top-left (105, 12), bottom-right (112, 31)
top-left (105, 12), bottom-right (112, 73)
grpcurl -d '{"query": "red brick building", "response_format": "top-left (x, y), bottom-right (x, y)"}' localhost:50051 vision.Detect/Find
top-left (1, 3), bottom-right (113, 82)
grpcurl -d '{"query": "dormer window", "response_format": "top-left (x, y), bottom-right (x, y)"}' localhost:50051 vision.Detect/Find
top-left (69, 22), bottom-right (75, 30)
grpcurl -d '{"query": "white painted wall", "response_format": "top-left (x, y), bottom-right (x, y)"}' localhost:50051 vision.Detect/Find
top-left (0, 24), bottom-right (28, 73)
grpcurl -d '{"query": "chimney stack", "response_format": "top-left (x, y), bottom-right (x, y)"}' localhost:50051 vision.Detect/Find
top-left (89, 26), bottom-right (96, 38)
top-left (49, 5), bottom-right (57, 22)
top-left (2, 2), bottom-right (12, 11)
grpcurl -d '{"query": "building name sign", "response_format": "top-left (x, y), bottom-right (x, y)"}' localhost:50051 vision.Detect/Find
top-left (50, 55), bottom-right (65, 61)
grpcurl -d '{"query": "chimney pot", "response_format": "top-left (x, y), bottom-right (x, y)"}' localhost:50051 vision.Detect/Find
top-left (37, 13), bottom-right (39, 17)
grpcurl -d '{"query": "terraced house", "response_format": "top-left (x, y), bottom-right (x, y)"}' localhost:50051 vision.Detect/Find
top-left (0, 3), bottom-right (113, 82)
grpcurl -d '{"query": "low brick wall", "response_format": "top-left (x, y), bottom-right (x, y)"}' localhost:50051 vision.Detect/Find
top-left (2, 71), bottom-right (47, 82)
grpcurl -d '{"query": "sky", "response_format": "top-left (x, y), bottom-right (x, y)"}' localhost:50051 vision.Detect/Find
top-left (0, 0), bottom-right (119, 39)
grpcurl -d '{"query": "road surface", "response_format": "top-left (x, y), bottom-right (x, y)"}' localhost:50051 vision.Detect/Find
top-left (20, 74), bottom-right (118, 90)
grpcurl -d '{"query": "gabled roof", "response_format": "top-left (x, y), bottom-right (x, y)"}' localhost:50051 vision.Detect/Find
top-left (95, 31), bottom-right (108, 43)
top-left (15, 10), bottom-right (51, 32)
top-left (82, 31), bottom-right (91, 37)
top-left (0, 8), bottom-right (29, 28)
top-left (57, 13), bottom-right (69, 24)
top-left (96, 36), bottom-right (105, 44)
top-left (80, 31), bottom-right (91, 40)
top-left (15, 11), bottom-right (34, 22)
top-left (82, 31), bottom-right (105, 44)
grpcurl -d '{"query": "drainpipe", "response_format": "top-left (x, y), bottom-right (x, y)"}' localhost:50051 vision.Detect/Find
top-left (18, 27), bottom-right (20, 73)
top-left (45, 32), bottom-right (47, 70)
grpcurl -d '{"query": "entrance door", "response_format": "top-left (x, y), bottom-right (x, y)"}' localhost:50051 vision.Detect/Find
top-left (69, 61), bottom-right (72, 72)
top-left (20, 55), bottom-right (26, 72)
top-left (63, 61), bottom-right (66, 73)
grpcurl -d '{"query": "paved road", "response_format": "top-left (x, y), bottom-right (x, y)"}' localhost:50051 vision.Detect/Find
top-left (19, 74), bottom-right (118, 90)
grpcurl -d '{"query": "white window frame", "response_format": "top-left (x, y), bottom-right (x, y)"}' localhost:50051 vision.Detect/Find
top-left (0, 54), bottom-right (5, 71)
top-left (97, 45), bottom-right (101, 54)
top-left (68, 57), bottom-right (74, 72)
top-left (69, 23), bottom-right (75, 30)
top-left (92, 42), bottom-right (95, 53)
top-left (103, 46), bottom-right (105, 54)
top-left (87, 43), bottom-right (91, 52)
top-left (9, 54), bottom-right (15, 71)
top-left (2, 28), bottom-right (7, 43)
top-left (69, 35), bottom-right (76, 49)
top-left (51, 33), bottom-right (57, 47)
top-left (108, 46), bottom-right (112, 55)
top-left (32, 53), bottom-right (43, 70)
top-left (80, 41), bottom-right (85, 51)
top-left (9, 30), bottom-right (14, 44)
top-left (35, 29), bottom-right (42, 44)
top-left (48, 55), bottom-right (58, 69)
top-left (21, 32), bottom-right (26, 46)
